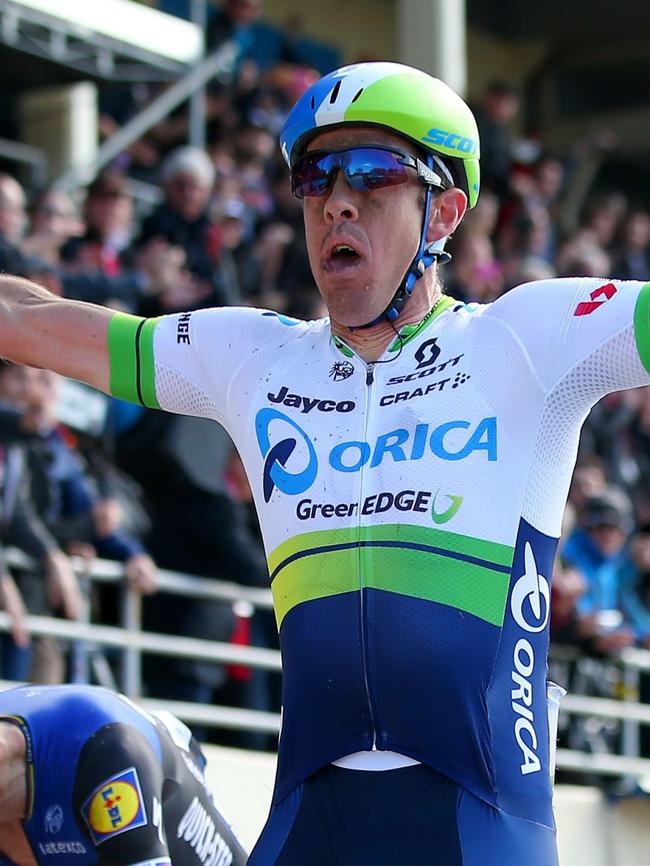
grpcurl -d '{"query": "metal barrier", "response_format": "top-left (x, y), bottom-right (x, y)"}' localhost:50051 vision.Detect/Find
top-left (0, 136), bottom-right (48, 187)
top-left (52, 40), bottom-right (238, 192)
top-left (4, 549), bottom-right (650, 783)
top-left (2, 548), bottom-right (281, 736)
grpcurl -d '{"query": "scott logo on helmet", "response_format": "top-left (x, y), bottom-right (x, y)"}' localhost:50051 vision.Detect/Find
top-left (422, 128), bottom-right (479, 155)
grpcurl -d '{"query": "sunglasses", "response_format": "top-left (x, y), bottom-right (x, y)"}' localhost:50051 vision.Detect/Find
top-left (290, 145), bottom-right (447, 199)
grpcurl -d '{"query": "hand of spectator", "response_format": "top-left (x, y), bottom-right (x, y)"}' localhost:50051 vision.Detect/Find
top-left (256, 223), bottom-right (295, 295)
top-left (137, 239), bottom-right (185, 292)
top-left (44, 549), bottom-right (83, 620)
top-left (19, 403), bottom-right (58, 435)
top-left (93, 498), bottom-right (123, 538)
top-left (0, 573), bottom-right (30, 647)
top-left (66, 541), bottom-right (97, 561)
top-left (128, 137), bottom-right (160, 168)
top-left (257, 222), bottom-right (294, 255)
top-left (593, 627), bottom-right (636, 653)
top-left (125, 553), bottom-right (158, 596)
top-left (137, 240), bottom-right (212, 309)
top-left (576, 612), bottom-right (599, 638)
top-left (99, 114), bottom-right (160, 168)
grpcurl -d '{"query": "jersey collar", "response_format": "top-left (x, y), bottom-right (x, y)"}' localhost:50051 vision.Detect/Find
top-left (387, 294), bottom-right (456, 353)
top-left (331, 295), bottom-right (456, 360)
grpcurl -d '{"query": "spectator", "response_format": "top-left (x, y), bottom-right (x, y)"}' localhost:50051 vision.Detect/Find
top-left (113, 406), bottom-right (270, 739)
top-left (253, 159), bottom-right (313, 306)
top-left (206, 0), bottom-right (279, 74)
top-left (497, 201), bottom-right (555, 285)
top-left (212, 446), bottom-right (280, 749)
top-left (555, 231), bottom-right (611, 277)
top-left (0, 173), bottom-right (28, 275)
top-left (61, 173), bottom-right (135, 277)
top-left (136, 146), bottom-right (242, 307)
top-left (562, 488), bottom-right (650, 652)
top-left (532, 156), bottom-right (566, 214)
top-left (0, 362), bottom-right (156, 681)
top-left (623, 387), bottom-right (650, 512)
top-left (444, 227), bottom-right (504, 303)
top-left (21, 188), bottom-right (81, 266)
top-left (208, 196), bottom-right (261, 300)
top-left (462, 187), bottom-right (500, 238)
top-left (232, 121), bottom-right (276, 218)
top-left (611, 209), bottom-right (650, 281)
top-left (567, 456), bottom-right (609, 514)
top-left (23, 175), bottom-right (144, 312)
top-left (0, 364), bottom-right (157, 595)
top-left (98, 80), bottom-right (166, 180)
top-left (0, 432), bottom-right (81, 682)
top-left (472, 79), bottom-right (520, 199)
top-left (579, 192), bottom-right (628, 251)
top-left (551, 558), bottom-right (594, 651)
top-left (0, 566), bottom-right (29, 652)
top-left (136, 240), bottom-right (218, 317)
top-left (578, 388), bottom-right (643, 493)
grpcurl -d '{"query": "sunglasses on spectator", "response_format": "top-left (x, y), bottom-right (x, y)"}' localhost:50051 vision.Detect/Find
top-left (290, 145), bottom-right (448, 199)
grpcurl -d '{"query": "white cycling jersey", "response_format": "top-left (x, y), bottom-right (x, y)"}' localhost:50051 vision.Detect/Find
top-left (108, 276), bottom-right (650, 826)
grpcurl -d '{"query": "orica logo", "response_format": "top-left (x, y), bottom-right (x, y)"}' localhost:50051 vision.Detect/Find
top-left (256, 408), bottom-right (318, 502)
top-left (510, 542), bottom-right (550, 633)
top-left (510, 540), bottom-right (550, 777)
top-left (256, 410), bottom-right (497, 501)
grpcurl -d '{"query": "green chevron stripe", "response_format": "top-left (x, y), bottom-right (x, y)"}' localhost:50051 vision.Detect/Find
top-left (269, 524), bottom-right (513, 630)
top-left (268, 523), bottom-right (512, 574)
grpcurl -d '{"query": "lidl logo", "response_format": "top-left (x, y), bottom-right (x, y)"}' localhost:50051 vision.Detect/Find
top-left (82, 767), bottom-right (147, 844)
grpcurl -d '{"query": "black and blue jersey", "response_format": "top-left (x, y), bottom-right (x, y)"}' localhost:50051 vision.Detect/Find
top-left (0, 684), bottom-right (246, 866)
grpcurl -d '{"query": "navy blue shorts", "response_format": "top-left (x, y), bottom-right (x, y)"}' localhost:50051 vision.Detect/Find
top-left (249, 764), bottom-right (559, 866)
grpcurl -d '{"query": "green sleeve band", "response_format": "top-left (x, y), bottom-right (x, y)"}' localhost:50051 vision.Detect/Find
top-left (633, 282), bottom-right (650, 375)
top-left (107, 312), bottom-right (161, 408)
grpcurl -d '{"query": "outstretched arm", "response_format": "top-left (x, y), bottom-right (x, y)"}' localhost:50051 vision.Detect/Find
top-left (0, 276), bottom-right (114, 393)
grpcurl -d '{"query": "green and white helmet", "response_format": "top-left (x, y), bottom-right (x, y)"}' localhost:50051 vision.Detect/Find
top-left (279, 60), bottom-right (480, 208)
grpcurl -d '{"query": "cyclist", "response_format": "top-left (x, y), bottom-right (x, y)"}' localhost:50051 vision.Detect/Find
top-left (1, 61), bottom-right (650, 864)
top-left (0, 683), bottom-right (247, 866)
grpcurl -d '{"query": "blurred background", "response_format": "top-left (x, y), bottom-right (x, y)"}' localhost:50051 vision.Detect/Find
top-left (1, 1), bottom-right (650, 861)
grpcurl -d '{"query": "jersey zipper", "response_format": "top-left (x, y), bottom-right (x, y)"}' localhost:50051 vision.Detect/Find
top-left (359, 360), bottom-right (378, 748)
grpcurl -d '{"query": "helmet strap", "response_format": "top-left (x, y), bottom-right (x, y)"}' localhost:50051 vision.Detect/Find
top-left (349, 154), bottom-right (451, 331)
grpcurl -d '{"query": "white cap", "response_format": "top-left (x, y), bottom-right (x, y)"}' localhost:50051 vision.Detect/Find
top-left (161, 146), bottom-right (216, 188)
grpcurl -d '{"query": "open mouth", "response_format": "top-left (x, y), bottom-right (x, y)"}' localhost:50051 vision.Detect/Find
top-left (324, 243), bottom-right (363, 272)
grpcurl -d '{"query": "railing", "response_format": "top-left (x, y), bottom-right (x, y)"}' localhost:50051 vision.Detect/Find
top-left (550, 642), bottom-right (650, 786)
top-left (52, 39), bottom-right (238, 192)
top-left (0, 136), bottom-right (48, 187)
top-left (2, 548), bottom-right (281, 736)
top-left (4, 549), bottom-right (650, 782)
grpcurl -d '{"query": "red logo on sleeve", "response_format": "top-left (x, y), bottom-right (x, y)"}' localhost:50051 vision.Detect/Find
top-left (573, 282), bottom-right (617, 316)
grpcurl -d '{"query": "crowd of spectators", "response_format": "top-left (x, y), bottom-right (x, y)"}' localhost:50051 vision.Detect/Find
top-left (2, 0), bottom-right (650, 763)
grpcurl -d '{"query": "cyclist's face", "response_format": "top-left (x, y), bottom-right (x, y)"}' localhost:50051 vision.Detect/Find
top-left (302, 126), bottom-right (425, 328)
